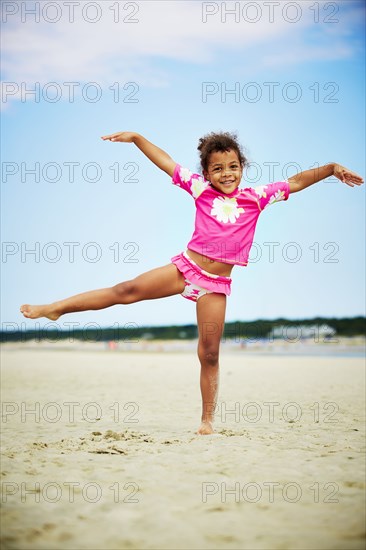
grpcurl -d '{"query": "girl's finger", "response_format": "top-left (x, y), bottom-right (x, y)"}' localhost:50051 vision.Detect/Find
top-left (102, 132), bottom-right (120, 139)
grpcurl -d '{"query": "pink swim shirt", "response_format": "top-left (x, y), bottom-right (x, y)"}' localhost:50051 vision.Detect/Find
top-left (172, 164), bottom-right (290, 266)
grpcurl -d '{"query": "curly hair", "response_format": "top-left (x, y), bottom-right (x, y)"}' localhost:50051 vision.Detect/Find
top-left (197, 131), bottom-right (247, 172)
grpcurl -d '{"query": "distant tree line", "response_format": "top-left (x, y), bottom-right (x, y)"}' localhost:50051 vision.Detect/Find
top-left (1, 317), bottom-right (365, 343)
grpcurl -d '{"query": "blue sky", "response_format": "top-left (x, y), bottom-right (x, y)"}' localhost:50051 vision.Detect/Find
top-left (1, 0), bottom-right (365, 331)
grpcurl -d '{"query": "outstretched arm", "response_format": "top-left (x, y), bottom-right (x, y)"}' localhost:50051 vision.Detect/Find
top-left (288, 163), bottom-right (364, 193)
top-left (101, 131), bottom-right (176, 177)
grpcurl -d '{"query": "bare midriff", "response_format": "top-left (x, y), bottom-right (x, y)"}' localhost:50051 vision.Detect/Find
top-left (186, 249), bottom-right (234, 277)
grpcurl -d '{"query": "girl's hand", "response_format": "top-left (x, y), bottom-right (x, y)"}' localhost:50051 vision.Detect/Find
top-left (101, 131), bottom-right (137, 142)
top-left (101, 132), bottom-right (176, 176)
top-left (333, 164), bottom-right (364, 187)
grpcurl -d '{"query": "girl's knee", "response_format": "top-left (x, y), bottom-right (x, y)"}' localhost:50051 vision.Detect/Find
top-left (198, 345), bottom-right (220, 367)
top-left (112, 280), bottom-right (138, 304)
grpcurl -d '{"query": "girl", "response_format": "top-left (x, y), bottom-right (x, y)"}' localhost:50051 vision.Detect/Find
top-left (20, 131), bottom-right (364, 435)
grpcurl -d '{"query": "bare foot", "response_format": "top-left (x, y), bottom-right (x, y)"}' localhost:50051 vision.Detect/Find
top-left (197, 421), bottom-right (214, 435)
top-left (20, 304), bottom-right (60, 321)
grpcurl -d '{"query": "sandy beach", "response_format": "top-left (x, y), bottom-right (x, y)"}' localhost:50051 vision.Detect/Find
top-left (1, 345), bottom-right (365, 550)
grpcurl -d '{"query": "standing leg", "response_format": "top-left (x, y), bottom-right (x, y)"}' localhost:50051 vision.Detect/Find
top-left (20, 264), bottom-right (185, 320)
top-left (196, 293), bottom-right (227, 435)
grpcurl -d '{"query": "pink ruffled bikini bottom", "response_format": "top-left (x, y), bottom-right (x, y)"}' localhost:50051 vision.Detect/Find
top-left (171, 251), bottom-right (232, 302)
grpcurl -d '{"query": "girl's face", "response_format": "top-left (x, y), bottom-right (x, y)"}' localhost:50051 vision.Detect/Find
top-left (203, 149), bottom-right (243, 195)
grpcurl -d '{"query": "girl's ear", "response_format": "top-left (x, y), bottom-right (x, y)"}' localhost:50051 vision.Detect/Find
top-left (203, 170), bottom-right (210, 181)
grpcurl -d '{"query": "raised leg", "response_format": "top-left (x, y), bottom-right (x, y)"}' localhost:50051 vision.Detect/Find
top-left (20, 264), bottom-right (186, 320)
top-left (196, 292), bottom-right (226, 435)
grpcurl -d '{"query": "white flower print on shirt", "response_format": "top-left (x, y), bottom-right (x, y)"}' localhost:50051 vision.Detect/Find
top-left (254, 185), bottom-right (268, 199)
top-left (254, 184), bottom-right (286, 209)
top-left (179, 167), bottom-right (208, 198)
top-left (191, 176), bottom-right (209, 198)
top-left (268, 189), bottom-right (286, 205)
top-left (211, 196), bottom-right (245, 224)
top-left (180, 167), bottom-right (192, 183)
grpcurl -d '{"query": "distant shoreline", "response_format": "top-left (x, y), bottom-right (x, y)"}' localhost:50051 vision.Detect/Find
top-left (2, 316), bottom-right (365, 344)
top-left (2, 335), bottom-right (365, 358)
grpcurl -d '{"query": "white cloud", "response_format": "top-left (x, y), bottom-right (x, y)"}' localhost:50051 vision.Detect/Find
top-left (262, 43), bottom-right (354, 68)
top-left (1, 0), bottom-right (363, 106)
